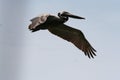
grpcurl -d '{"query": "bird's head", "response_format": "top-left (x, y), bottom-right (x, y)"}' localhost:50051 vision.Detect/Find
top-left (58, 11), bottom-right (85, 20)
top-left (28, 14), bottom-right (50, 32)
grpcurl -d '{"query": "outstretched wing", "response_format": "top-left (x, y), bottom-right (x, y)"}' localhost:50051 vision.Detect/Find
top-left (48, 24), bottom-right (96, 58)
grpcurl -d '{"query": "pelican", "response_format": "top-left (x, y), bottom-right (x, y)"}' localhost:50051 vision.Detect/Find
top-left (28, 11), bottom-right (96, 58)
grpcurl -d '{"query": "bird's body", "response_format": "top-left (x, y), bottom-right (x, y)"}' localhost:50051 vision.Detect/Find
top-left (29, 14), bottom-right (68, 31)
top-left (28, 11), bottom-right (96, 58)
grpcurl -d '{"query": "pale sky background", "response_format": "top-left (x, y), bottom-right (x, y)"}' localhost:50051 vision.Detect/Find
top-left (0, 0), bottom-right (120, 80)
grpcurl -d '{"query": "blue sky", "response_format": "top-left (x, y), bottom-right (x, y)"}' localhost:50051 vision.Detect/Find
top-left (0, 0), bottom-right (120, 80)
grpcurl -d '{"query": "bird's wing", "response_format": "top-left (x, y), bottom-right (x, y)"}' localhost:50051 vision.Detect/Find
top-left (48, 24), bottom-right (96, 58)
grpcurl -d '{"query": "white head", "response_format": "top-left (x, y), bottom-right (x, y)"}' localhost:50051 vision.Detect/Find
top-left (29, 14), bottom-right (50, 30)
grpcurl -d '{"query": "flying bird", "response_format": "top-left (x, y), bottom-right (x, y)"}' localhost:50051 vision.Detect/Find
top-left (28, 11), bottom-right (96, 58)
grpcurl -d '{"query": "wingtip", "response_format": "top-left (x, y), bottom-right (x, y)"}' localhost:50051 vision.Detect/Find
top-left (85, 51), bottom-right (96, 59)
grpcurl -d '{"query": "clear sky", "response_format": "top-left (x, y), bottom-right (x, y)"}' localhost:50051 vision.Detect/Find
top-left (0, 0), bottom-right (120, 80)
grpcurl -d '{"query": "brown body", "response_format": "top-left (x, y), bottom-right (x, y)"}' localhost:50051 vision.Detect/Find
top-left (28, 11), bottom-right (96, 58)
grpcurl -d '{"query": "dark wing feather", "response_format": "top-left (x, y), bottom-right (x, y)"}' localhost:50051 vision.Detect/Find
top-left (48, 24), bottom-right (96, 58)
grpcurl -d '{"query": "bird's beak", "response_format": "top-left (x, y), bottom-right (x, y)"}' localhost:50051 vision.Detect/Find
top-left (62, 12), bottom-right (85, 19)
